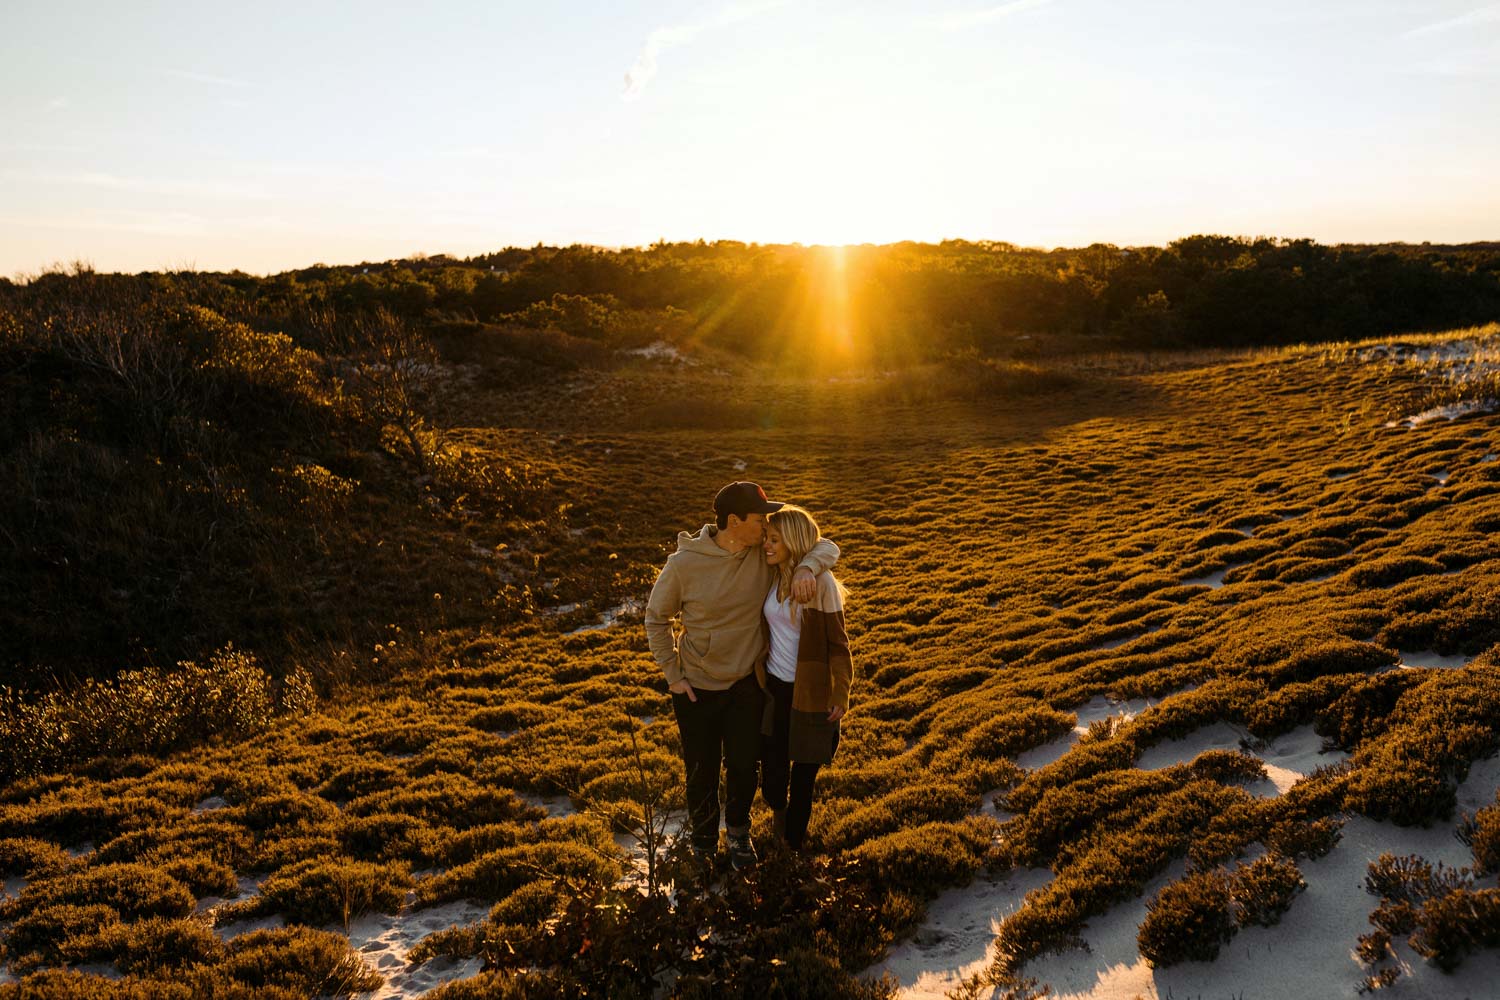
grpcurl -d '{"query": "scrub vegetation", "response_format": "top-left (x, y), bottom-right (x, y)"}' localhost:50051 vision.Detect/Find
top-left (2, 256), bottom-right (1500, 997)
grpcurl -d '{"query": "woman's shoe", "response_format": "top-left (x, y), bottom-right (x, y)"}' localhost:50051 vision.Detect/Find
top-left (727, 831), bottom-right (758, 871)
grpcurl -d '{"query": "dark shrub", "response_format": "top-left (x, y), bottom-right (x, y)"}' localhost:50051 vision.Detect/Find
top-left (1138, 869), bottom-right (1235, 966)
top-left (1409, 887), bottom-right (1500, 972)
top-left (1230, 854), bottom-right (1303, 926)
top-left (1465, 801), bottom-right (1500, 873)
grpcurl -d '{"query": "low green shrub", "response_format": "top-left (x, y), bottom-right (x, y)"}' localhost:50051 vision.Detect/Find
top-left (238, 790), bottom-right (342, 833)
top-left (315, 760), bottom-right (406, 801)
top-left (8, 863), bottom-right (194, 923)
top-left (489, 879), bottom-right (564, 925)
top-left (224, 857), bottom-right (410, 927)
top-left (997, 780), bottom-right (1247, 970)
top-left (159, 854), bottom-right (238, 898)
top-left (1257, 639), bottom-right (1396, 685)
top-left (1314, 671), bottom-right (1427, 749)
top-left (89, 915), bottom-right (225, 973)
top-left (821, 782), bottom-right (977, 851)
top-left (416, 840), bottom-right (619, 907)
top-left (340, 811), bottom-right (445, 865)
top-left (1348, 556), bottom-right (1448, 589)
top-left (217, 925), bottom-right (383, 994)
top-left (1005, 739), bottom-right (1137, 813)
top-left (0, 837), bottom-right (75, 879)
top-left (0, 648), bottom-right (315, 782)
top-left (0, 968), bottom-right (198, 1000)
top-left (2, 902), bottom-right (120, 969)
top-left (345, 773), bottom-right (543, 829)
top-left (465, 700), bottom-right (565, 733)
top-left (407, 922), bottom-right (487, 966)
top-left (845, 817), bottom-right (995, 899)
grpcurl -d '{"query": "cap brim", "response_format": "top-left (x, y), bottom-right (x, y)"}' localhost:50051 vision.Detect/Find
top-left (759, 499), bottom-right (785, 513)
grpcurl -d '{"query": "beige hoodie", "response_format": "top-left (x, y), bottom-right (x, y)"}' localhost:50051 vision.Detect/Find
top-left (644, 525), bottom-right (839, 691)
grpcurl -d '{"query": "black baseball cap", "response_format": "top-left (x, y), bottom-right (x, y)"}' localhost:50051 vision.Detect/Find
top-left (713, 481), bottom-right (784, 519)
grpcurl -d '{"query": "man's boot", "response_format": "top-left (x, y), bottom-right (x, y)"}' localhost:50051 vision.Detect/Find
top-left (772, 809), bottom-right (787, 843)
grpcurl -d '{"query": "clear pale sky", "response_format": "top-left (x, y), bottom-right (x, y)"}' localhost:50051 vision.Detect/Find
top-left (3, 0), bottom-right (1498, 275)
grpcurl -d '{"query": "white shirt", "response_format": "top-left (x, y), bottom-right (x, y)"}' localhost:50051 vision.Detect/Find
top-left (763, 586), bottom-right (802, 683)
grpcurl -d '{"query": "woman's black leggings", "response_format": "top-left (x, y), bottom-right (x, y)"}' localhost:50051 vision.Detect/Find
top-left (760, 674), bottom-right (835, 849)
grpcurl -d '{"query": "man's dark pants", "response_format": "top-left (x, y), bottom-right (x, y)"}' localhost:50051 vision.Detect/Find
top-left (671, 673), bottom-right (763, 851)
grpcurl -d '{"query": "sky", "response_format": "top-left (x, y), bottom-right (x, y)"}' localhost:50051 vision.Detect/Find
top-left (2, 0), bottom-right (1498, 275)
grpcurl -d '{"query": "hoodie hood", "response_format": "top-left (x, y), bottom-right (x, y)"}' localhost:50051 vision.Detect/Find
top-left (676, 524), bottom-right (739, 557)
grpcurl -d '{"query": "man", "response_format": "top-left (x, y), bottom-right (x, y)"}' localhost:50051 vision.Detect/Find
top-left (644, 481), bottom-right (838, 871)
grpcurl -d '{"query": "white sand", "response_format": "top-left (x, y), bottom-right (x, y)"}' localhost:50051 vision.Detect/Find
top-left (566, 597), bottom-right (646, 635)
top-left (1356, 340), bottom-right (1498, 366)
top-left (1136, 722), bottom-right (1348, 796)
top-left (1015, 694), bottom-right (1170, 771)
top-left (1094, 627), bottom-right (1160, 651)
top-left (622, 341), bottom-right (689, 363)
top-left (1182, 567), bottom-right (1227, 588)
top-left (1399, 650), bottom-right (1470, 670)
top-left (869, 866), bottom-right (1055, 998)
top-left (202, 870), bottom-right (490, 998)
top-left (1388, 400), bottom-right (1499, 429)
top-left (350, 895), bottom-right (490, 999)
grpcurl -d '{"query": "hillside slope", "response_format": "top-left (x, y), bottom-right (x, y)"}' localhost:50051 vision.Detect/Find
top-left (3, 329), bottom-right (1500, 999)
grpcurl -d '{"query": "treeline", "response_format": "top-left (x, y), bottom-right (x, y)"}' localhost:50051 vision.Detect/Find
top-left (9, 236), bottom-right (1492, 365)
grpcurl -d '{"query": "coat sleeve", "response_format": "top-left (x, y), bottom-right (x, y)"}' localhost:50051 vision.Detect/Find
top-left (644, 561), bottom-right (684, 685)
top-left (826, 609), bottom-right (853, 711)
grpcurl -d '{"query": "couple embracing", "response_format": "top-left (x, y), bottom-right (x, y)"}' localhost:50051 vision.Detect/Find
top-left (644, 481), bottom-right (853, 871)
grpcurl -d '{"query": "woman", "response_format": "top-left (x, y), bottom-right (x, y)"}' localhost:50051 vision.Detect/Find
top-left (756, 504), bottom-right (852, 851)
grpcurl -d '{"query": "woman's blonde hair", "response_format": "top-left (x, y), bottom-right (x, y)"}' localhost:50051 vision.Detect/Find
top-left (768, 505), bottom-right (843, 616)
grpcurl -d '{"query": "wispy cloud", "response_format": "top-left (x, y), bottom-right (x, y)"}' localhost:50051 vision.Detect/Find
top-left (936, 0), bottom-right (1060, 31)
top-left (622, 0), bottom-right (788, 101)
top-left (162, 68), bottom-right (252, 89)
top-left (1405, 3), bottom-right (1500, 37)
top-left (46, 97), bottom-right (69, 111)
